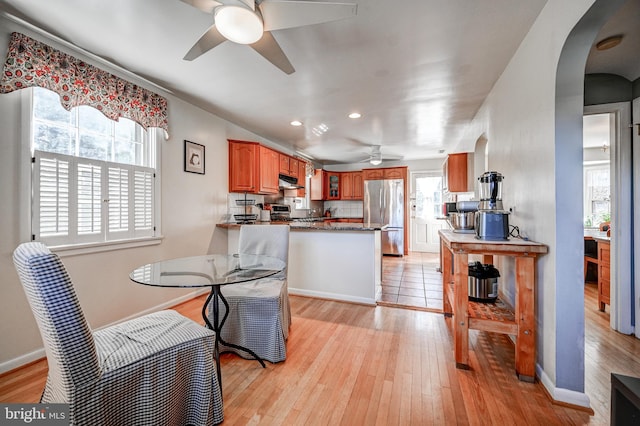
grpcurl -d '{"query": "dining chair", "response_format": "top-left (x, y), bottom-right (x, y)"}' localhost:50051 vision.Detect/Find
top-left (210, 225), bottom-right (290, 363)
top-left (13, 242), bottom-right (224, 426)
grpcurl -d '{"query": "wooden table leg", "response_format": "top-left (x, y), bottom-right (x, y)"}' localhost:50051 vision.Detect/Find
top-left (442, 239), bottom-right (453, 316)
top-left (515, 255), bottom-right (536, 382)
top-left (453, 251), bottom-right (470, 369)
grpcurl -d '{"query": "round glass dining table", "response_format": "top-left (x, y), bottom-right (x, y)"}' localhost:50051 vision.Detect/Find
top-left (129, 253), bottom-right (285, 392)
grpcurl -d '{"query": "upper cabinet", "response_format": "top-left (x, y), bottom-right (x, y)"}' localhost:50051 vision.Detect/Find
top-left (443, 153), bottom-right (473, 192)
top-left (363, 166), bottom-right (407, 181)
top-left (259, 146), bottom-right (279, 194)
top-left (326, 172), bottom-right (341, 200)
top-left (342, 171), bottom-right (363, 200)
top-left (362, 168), bottom-right (384, 180)
top-left (228, 140), bottom-right (279, 194)
top-left (279, 154), bottom-right (299, 179)
top-left (314, 169), bottom-right (408, 200)
top-left (296, 160), bottom-right (307, 197)
top-left (310, 169), bottom-right (326, 200)
top-left (229, 140), bottom-right (259, 193)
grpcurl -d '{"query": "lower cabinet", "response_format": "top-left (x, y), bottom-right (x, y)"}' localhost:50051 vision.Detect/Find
top-left (598, 240), bottom-right (610, 311)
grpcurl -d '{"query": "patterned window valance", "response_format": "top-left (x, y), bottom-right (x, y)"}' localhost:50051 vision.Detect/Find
top-left (1, 32), bottom-right (169, 135)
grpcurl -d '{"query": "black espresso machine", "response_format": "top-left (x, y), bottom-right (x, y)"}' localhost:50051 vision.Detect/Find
top-left (475, 171), bottom-right (509, 240)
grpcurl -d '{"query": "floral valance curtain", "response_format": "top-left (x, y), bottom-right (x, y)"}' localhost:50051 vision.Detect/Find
top-left (1, 32), bottom-right (169, 135)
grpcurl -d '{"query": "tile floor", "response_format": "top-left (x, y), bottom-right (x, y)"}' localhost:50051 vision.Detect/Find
top-left (378, 251), bottom-right (444, 312)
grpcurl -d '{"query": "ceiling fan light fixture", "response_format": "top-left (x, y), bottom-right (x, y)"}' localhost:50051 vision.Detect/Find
top-left (370, 158), bottom-right (382, 166)
top-left (215, 6), bottom-right (264, 45)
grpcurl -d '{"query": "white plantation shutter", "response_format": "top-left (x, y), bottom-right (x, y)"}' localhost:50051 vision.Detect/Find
top-left (34, 153), bottom-right (70, 244)
top-left (77, 162), bottom-right (102, 237)
top-left (33, 150), bottom-right (156, 245)
top-left (108, 166), bottom-right (130, 236)
top-left (134, 169), bottom-right (154, 237)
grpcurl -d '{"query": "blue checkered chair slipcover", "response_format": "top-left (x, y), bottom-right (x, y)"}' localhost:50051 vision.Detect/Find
top-left (13, 242), bottom-right (224, 426)
top-left (209, 225), bottom-right (291, 363)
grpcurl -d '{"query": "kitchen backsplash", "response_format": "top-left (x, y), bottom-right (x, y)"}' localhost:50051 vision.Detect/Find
top-left (224, 193), bottom-right (363, 221)
top-left (323, 200), bottom-right (363, 218)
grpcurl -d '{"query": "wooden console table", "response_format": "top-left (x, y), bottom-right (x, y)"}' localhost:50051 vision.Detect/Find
top-left (439, 229), bottom-right (548, 382)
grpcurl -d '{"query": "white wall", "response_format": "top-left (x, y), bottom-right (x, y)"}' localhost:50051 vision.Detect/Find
top-left (456, 0), bottom-right (625, 407)
top-left (0, 18), bottom-right (279, 370)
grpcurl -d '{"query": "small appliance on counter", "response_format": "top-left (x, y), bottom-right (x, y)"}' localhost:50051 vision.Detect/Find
top-left (475, 171), bottom-right (509, 240)
top-left (468, 261), bottom-right (500, 302)
top-left (447, 200), bottom-right (479, 233)
top-left (270, 204), bottom-right (292, 222)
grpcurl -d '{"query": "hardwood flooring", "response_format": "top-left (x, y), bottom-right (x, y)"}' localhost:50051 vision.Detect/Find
top-left (2, 256), bottom-right (639, 425)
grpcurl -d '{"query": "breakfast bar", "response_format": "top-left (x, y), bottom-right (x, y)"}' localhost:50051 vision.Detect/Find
top-left (217, 222), bottom-right (384, 304)
top-left (439, 229), bottom-right (548, 381)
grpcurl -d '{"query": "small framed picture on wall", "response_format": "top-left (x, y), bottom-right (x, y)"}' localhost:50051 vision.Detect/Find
top-left (184, 140), bottom-right (205, 174)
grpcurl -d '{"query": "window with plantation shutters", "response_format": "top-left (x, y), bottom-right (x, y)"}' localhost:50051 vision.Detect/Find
top-left (33, 151), bottom-right (156, 245)
top-left (31, 87), bottom-right (158, 247)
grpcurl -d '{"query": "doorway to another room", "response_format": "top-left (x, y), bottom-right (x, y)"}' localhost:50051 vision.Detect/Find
top-left (378, 172), bottom-right (446, 312)
top-left (409, 172), bottom-right (446, 253)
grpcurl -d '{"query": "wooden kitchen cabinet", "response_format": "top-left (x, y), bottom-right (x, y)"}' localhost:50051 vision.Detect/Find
top-left (279, 154), bottom-right (299, 178)
top-left (383, 168), bottom-right (405, 179)
top-left (352, 172), bottom-right (363, 199)
top-left (363, 168), bottom-right (384, 180)
top-left (228, 140), bottom-right (259, 192)
top-left (341, 171), bottom-right (364, 200)
top-left (310, 169), bottom-right (326, 200)
top-left (362, 167), bottom-right (407, 181)
top-left (443, 153), bottom-right (473, 192)
top-left (259, 145), bottom-right (279, 194)
top-left (597, 239), bottom-right (611, 311)
top-left (296, 160), bottom-right (308, 197)
top-left (326, 172), bottom-right (341, 200)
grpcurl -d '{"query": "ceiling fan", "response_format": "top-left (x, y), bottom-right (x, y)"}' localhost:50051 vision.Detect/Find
top-left (180, 0), bottom-right (358, 74)
top-left (359, 145), bottom-right (403, 166)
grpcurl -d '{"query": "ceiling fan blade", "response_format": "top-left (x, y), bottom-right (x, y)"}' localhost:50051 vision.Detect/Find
top-left (183, 25), bottom-right (227, 61)
top-left (180, 0), bottom-right (222, 14)
top-left (259, 1), bottom-right (357, 32)
top-left (250, 31), bottom-right (295, 74)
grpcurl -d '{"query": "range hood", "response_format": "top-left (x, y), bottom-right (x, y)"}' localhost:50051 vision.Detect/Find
top-left (278, 174), bottom-right (303, 190)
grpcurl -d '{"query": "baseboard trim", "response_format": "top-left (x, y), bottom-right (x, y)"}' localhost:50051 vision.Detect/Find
top-left (288, 288), bottom-right (376, 306)
top-left (537, 364), bottom-right (594, 414)
top-left (0, 289), bottom-right (209, 374)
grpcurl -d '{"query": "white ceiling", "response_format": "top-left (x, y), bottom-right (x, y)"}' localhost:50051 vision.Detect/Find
top-left (0, 0), bottom-right (637, 165)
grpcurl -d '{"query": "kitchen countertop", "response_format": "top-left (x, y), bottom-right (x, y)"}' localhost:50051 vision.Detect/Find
top-left (217, 222), bottom-right (383, 231)
top-left (584, 228), bottom-right (610, 242)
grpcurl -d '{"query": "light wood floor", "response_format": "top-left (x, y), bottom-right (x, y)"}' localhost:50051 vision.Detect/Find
top-left (2, 257), bottom-right (639, 425)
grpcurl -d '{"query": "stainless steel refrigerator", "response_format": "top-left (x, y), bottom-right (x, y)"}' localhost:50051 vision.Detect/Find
top-left (364, 179), bottom-right (404, 256)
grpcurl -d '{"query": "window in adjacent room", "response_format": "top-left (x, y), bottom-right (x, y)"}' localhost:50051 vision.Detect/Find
top-left (582, 113), bottom-right (611, 229)
top-left (31, 87), bottom-right (159, 247)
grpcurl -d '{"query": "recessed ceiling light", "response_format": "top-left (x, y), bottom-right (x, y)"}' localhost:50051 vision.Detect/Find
top-left (348, 112), bottom-right (362, 119)
top-left (290, 120), bottom-right (302, 126)
top-left (596, 35), bottom-right (623, 51)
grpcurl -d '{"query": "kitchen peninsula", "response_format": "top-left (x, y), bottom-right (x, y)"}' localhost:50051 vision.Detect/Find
top-left (216, 222), bottom-right (384, 304)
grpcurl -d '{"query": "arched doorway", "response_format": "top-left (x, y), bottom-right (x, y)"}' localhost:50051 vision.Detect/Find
top-left (554, 0), bottom-right (630, 405)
